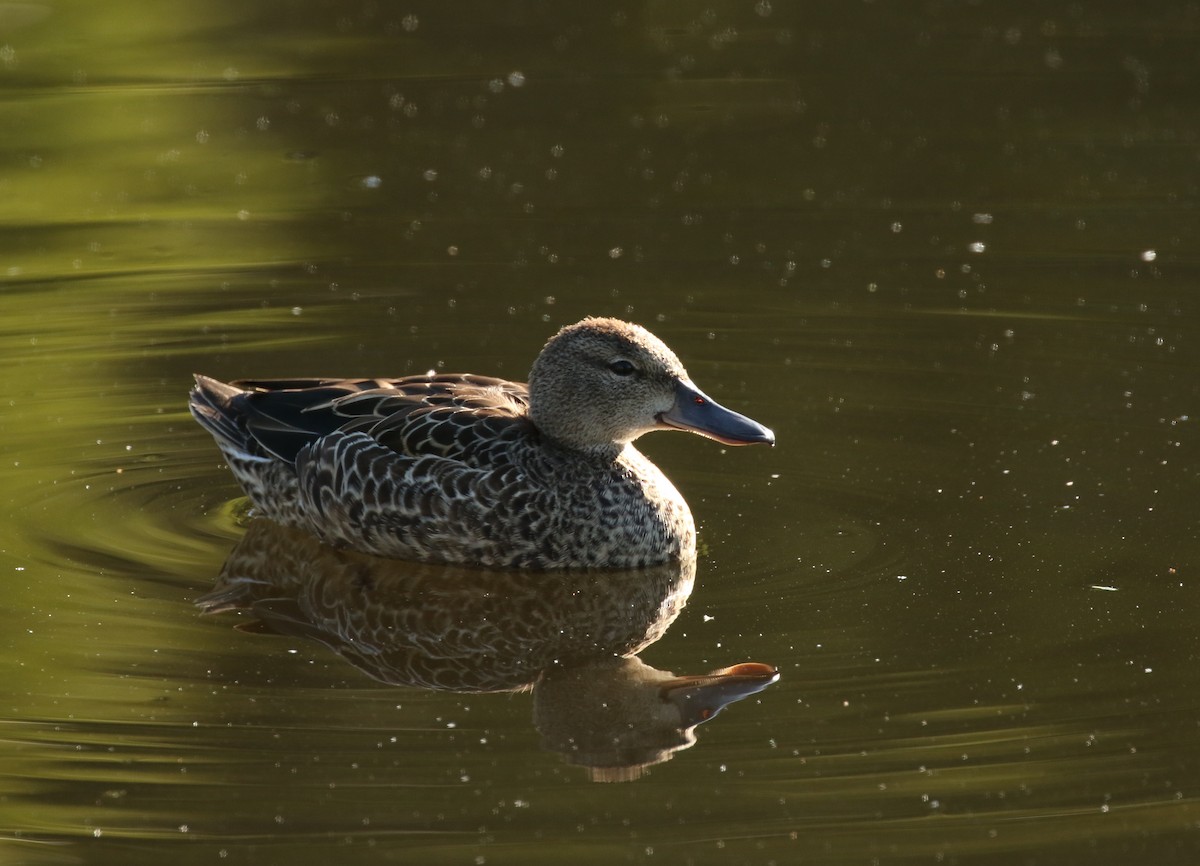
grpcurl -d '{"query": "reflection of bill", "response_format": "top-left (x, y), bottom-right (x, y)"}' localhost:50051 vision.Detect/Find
top-left (198, 519), bottom-right (778, 780)
top-left (535, 658), bottom-right (779, 783)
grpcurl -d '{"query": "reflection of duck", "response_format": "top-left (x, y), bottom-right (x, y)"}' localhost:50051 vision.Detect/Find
top-left (198, 520), bottom-right (694, 692)
top-left (199, 521), bottom-right (778, 779)
top-left (189, 317), bottom-right (773, 568)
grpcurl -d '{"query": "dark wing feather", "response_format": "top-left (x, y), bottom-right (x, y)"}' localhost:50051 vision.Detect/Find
top-left (226, 374), bottom-right (533, 466)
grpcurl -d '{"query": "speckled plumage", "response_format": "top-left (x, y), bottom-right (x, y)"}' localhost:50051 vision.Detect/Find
top-left (189, 317), bottom-right (774, 568)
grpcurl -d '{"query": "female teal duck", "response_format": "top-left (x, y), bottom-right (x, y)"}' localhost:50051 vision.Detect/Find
top-left (189, 317), bottom-right (774, 568)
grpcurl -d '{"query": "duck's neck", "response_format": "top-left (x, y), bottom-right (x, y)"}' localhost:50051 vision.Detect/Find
top-left (538, 431), bottom-right (627, 464)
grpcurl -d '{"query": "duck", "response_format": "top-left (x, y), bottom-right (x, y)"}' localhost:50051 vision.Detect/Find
top-left (189, 317), bottom-right (774, 568)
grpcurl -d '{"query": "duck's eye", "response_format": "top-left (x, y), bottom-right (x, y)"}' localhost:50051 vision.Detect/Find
top-left (608, 359), bottom-right (637, 376)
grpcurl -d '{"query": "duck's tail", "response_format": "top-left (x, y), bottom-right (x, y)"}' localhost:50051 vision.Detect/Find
top-left (189, 374), bottom-right (256, 457)
top-left (190, 375), bottom-right (304, 523)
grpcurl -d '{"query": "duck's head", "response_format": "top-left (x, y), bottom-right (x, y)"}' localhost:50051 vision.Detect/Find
top-left (528, 317), bottom-right (775, 454)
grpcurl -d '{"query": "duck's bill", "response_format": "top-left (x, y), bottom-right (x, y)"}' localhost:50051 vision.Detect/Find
top-left (659, 662), bottom-right (780, 727)
top-left (658, 380), bottom-right (775, 446)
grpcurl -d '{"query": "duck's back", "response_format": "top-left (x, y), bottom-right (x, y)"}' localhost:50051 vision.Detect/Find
top-left (199, 373), bottom-right (531, 464)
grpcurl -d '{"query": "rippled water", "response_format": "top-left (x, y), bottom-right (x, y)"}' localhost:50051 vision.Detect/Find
top-left (3, 3), bottom-right (1200, 865)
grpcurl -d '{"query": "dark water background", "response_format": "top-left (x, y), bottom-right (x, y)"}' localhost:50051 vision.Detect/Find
top-left (2, 2), bottom-right (1199, 864)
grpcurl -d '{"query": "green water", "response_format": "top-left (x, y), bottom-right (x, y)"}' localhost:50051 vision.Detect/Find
top-left (2, 3), bottom-right (1199, 864)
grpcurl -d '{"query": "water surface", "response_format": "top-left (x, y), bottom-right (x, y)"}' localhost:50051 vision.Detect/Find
top-left (2, 3), bottom-right (1199, 864)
